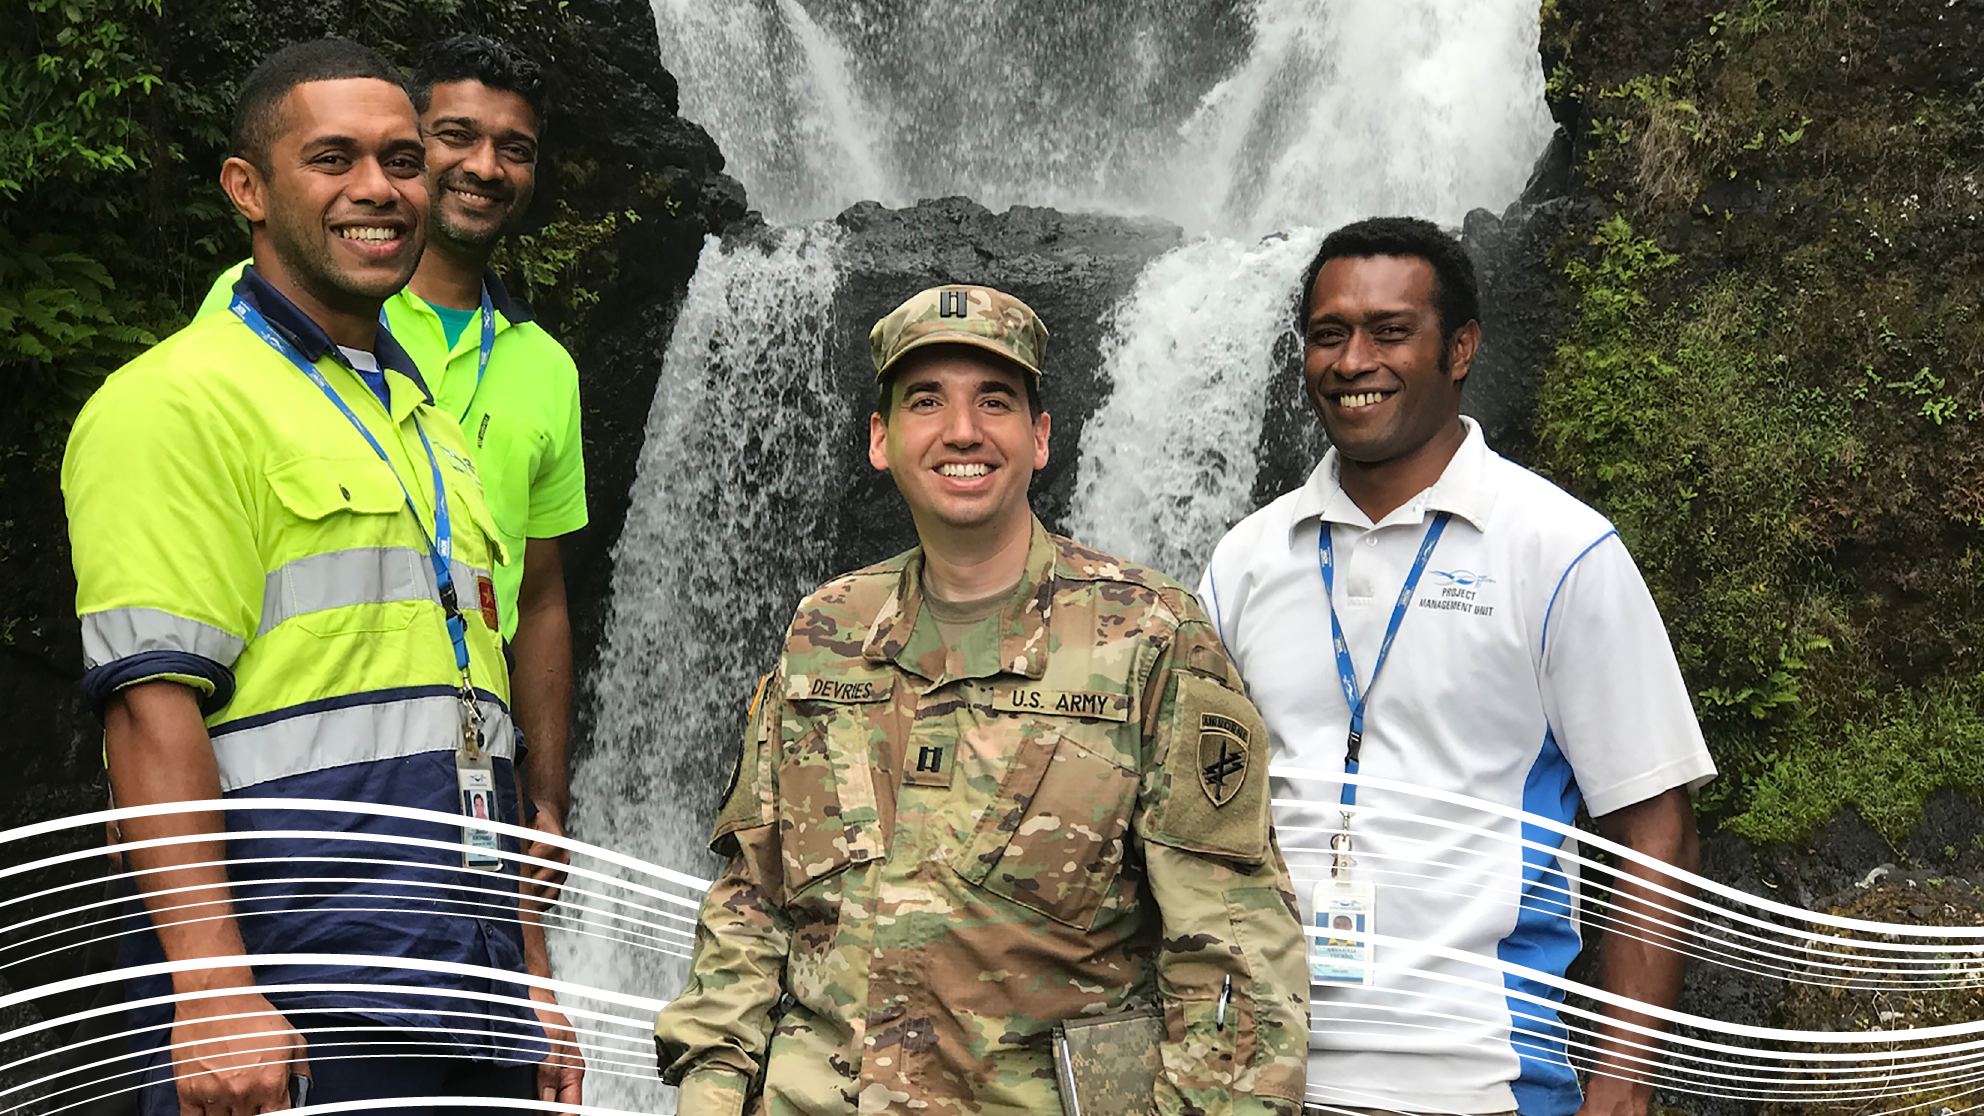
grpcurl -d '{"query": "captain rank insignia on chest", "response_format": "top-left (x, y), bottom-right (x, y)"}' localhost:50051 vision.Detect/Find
top-left (903, 740), bottom-right (952, 788)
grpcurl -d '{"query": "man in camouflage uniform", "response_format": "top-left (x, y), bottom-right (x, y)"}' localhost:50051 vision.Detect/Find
top-left (653, 285), bottom-right (1310, 1116)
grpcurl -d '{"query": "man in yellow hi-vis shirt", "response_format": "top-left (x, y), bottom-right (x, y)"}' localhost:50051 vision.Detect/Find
top-left (65, 38), bottom-right (581, 1114)
top-left (196, 36), bottom-right (588, 900)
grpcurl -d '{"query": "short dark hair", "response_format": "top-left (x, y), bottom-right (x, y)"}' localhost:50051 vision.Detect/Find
top-left (1296, 216), bottom-right (1480, 344)
top-left (231, 39), bottom-right (408, 175)
top-left (411, 34), bottom-right (548, 123)
top-left (875, 347), bottom-right (1044, 423)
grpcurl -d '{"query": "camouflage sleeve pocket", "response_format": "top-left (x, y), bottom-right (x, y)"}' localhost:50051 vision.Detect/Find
top-left (1139, 673), bottom-right (1270, 866)
top-left (710, 674), bottom-right (778, 851)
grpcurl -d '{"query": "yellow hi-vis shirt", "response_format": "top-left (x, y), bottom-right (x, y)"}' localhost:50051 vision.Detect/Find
top-left (69, 269), bottom-right (514, 783)
top-left (197, 261), bottom-right (588, 639)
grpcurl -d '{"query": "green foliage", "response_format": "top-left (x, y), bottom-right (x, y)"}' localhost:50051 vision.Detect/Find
top-left (1540, 218), bottom-right (1853, 828)
top-left (0, 0), bottom-right (167, 448)
top-left (0, 0), bottom-right (651, 463)
top-left (491, 201), bottom-right (638, 315)
top-left (1736, 680), bottom-right (1984, 843)
top-left (0, 0), bottom-right (161, 198)
top-left (1539, 0), bottom-right (1984, 844)
top-left (0, 230), bottom-right (156, 371)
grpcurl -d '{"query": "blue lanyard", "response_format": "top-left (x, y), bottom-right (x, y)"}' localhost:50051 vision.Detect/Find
top-left (458, 284), bottom-right (495, 423)
top-left (231, 296), bottom-right (473, 682)
top-left (1318, 511), bottom-right (1451, 809)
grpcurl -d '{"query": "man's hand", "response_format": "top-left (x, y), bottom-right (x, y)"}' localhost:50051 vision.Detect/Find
top-left (521, 805), bottom-right (572, 909)
top-left (530, 985), bottom-right (585, 1113)
top-left (169, 983), bottom-right (304, 1115)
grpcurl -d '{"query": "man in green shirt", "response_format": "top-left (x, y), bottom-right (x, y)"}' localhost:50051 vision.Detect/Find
top-left (197, 35), bottom-right (587, 897)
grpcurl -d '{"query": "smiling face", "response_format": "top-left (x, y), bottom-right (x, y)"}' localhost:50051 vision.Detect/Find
top-left (1302, 254), bottom-right (1479, 466)
top-left (868, 348), bottom-right (1051, 541)
top-left (421, 80), bottom-right (539, 251)
top-left (223, 78), bottom-right (428, 316)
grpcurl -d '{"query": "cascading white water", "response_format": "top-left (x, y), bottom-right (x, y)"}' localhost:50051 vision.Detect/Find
top-left (1170, 0), bottom-right (1560, 235)
top-left (557, 225), bottom-right (846, 1111)
top-left (567, 4), bottom-right (1556, 1107)
top-left (1065, 231), bottom-right (1327, 580)
top-left (1070, 0), bottom-right (1556, 579)
top-left (651, 0), bottom-right (1551, 237)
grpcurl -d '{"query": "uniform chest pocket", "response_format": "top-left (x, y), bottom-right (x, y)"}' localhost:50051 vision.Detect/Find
top-left (266, 454), bottom-right (405, 521)
top-left (777, 676), bottom-right (894, 904)
top-left (263, 455), bottom-right (418, 637)
top-left (952, 727), bottom-right (1140, 930)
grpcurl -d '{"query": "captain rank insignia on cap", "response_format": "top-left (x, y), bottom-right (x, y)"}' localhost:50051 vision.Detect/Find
top-left (1198, 713), bottom-right (1251, 807)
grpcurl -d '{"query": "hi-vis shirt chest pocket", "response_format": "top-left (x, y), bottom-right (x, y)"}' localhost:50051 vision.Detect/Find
top-left (266, 454), bottom-right (405, 521)
top-left (263, 455), bottom-right (418, 637)
top-left (448, 469), bottom-right (507, 573)
top-left (776, 671), bottom-right (895, 903)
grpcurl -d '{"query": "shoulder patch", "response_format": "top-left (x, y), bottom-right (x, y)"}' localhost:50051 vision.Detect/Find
top-left (1140, 672), bottom-right (1270, 866)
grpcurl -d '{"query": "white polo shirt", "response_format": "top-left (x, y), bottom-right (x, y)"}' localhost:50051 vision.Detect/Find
top-left (1198, 418), bottom-right (1715, 1116)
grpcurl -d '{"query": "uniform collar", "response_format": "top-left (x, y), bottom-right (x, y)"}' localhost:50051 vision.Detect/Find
top-left (397, 267), bottom-right (536, 329)
top-left (862, 517), bottom-right (1058, 683)
top-left (1291, 415), bottom-right (1497, 536)
top-left (482, 268), bottom-right (534, 324)
top-left (233, 265), bottom-right (435, 406)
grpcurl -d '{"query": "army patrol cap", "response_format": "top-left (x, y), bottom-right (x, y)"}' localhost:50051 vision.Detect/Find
top-left (870, 285), bottom-right (1049, 383)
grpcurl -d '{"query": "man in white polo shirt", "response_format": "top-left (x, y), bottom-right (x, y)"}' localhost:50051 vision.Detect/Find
top-left (1199, 217), bottom-right (1715, 1116)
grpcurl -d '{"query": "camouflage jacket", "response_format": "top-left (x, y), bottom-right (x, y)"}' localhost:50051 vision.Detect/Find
top-left (654, 521), bottom-right (1309, 1116)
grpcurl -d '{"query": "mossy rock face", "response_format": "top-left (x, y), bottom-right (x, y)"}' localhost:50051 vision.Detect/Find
top-left (1765, 879), bottom-right (1984, 1116)
top-left (1537, 0), bottom-right (1984, 843)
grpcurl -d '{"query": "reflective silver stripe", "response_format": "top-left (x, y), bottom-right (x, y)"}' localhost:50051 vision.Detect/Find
top-left (258, 547), bottom-right (491, 637)
top-left (211, 694), bottom-right (514, 792)
top-left (81, 608), bottom-right (246, 670)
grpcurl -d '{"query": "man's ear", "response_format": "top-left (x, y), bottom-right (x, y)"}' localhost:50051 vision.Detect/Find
top-left (1447, 320), bottom-right (1482, 386)
top-left (219, 157), bottom-right (269, 225)
top-left (868, 411), bottom-right (891, 473)
top-left (1032, 411), bottom-right (1051, 471)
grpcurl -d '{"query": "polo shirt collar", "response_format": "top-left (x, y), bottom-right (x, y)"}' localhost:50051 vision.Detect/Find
top-left (482, 268), bottom-right (535, 324)
top-left (1291, 416), bottom-right (1496, 536)
top-left (232, 265), bottom-right (435, 406)
top-left (863, 517), bottom-right (1057, 683)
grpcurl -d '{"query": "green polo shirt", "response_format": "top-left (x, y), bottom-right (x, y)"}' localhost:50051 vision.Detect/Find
top-left (197, 262), bottom-right (587, 639)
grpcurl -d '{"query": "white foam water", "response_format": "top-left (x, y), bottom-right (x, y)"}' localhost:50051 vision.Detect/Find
top-left (1070, 0), bottom-right (1554, 576)
top-left (1066, 230), bottom-right (1326, 581)
top-left (647, 0), bottom-right (1553, 237)
top-left (556, 224), bottom-right (847, 1112)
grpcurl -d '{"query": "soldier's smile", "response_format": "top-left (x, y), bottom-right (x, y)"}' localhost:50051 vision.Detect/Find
top-left (934, 459), bottom-right (997, 494)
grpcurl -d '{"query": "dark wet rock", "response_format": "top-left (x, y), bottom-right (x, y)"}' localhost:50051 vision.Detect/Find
top-left (823, 196), bottom-right (1184, 567)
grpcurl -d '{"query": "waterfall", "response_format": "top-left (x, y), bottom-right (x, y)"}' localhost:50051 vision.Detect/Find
top-left (1065, 231), bottom-right (1327, 581)
top-left (569, 3), bottom-right (1557, 1107)
top-left (650, 0), bottom-right (1550, 236)
top-left (558, 226), bottom-right (846, 1111)
top-left (1069, 0), bottom-right (1556, 578)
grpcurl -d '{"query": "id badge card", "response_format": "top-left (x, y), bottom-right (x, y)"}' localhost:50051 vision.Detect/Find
top-left (456, 750), bottom-right (505, 872)
top-left (1310, 879), bottom-right (1377, 985)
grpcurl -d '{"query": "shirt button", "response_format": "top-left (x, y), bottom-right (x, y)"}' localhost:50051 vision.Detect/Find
top-left (1364, 536), bottom-right (1379, 547)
